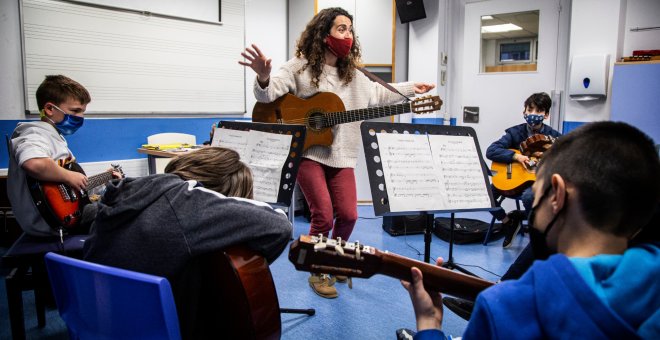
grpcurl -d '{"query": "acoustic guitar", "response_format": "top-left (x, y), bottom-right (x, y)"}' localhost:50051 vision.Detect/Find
top-left (27, 162), bottom-right (123, 231)
top-left (289, 235), bottom-right (494, 301)
top-left (520, 134), bottom-right (556, 158)
top-left (252, 92), bottom-right (442, 151)
top-left (490, 149), bottom-right (537, 196)
top-left (211, 246), bottom-right (281, 340)
top-left (491, 135), bottom-right (557, 196)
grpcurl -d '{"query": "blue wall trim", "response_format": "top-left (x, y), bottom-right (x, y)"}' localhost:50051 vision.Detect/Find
top-left (562, 121), bottom-right (586, 134)
top-left (1, 118), bottom-right (249, 168)
top-left (411, 117), bottom-right (444, 125)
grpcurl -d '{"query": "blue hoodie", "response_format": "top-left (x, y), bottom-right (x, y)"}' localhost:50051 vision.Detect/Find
top-left (415, 243), bottom-right (660, 339)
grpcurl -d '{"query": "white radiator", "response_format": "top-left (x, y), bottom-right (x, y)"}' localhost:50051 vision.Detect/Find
top-left (0, 158), bottom-right (148, 178)
top-left (79, 158), bottom-right (149, 178)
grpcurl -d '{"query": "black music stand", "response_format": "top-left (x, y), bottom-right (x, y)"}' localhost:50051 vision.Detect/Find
top-left (216, 121), bottom-right (314, 316)
top-left (360, 122), bottom-right (496, 275)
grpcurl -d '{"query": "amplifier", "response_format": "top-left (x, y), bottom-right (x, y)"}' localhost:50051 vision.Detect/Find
top-left (382, 215), bottom-right (428, 236)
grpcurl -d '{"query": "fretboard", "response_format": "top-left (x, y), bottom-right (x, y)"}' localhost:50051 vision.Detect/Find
top-left (323, 102), bottom-right (412, 127)
top-left (86, 171), bottom-right (114, 191)
top-left (378, 251), bottom-right (494, 300)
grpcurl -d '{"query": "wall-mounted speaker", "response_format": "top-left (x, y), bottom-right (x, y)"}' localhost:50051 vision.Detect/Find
top-left (382, 215), bottom-right (428, 236)
top-left (395, 0), bottom-right (427, 24)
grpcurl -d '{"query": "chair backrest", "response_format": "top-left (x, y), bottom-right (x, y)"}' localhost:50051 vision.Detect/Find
top-left (146, 133), bottom-right (197, 174)
top-left (44, 252), bottom-right (181, 340)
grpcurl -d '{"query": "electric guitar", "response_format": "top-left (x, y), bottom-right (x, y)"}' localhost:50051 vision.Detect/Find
top-left (27, 162), bottom-right (123, 231)
top-left (289, 235), bottom-right (494, 301)
top-left (490, 149), bottom-right (537, 196)
top-left (252, 92), bottom-right (442, 151)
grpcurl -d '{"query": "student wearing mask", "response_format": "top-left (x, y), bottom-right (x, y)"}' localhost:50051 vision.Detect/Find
top-left (403, 121), bottom-right (660, 339)
top-left (8, 75), bottom-right (92, 237)
top-left (240, 7), bottom-right (435, 298)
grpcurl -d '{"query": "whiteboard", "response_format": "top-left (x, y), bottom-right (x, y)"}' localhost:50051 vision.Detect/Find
top-left (20, 0), bottom-right (246, 114)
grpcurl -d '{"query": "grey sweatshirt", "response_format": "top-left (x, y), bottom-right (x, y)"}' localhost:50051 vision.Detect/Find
top-left (83, 174), bottom-right (292, 278)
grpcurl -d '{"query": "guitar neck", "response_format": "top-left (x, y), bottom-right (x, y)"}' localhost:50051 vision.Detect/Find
top-left (324, 102), bottom-right (412, 127)
top-left (377, 250), bottom-right (494, 300)
top-left (86, 171), bottom-right (114, 191)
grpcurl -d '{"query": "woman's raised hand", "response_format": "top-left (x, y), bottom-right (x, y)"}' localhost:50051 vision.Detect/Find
top-left (239, 44), bottom-right (272, 85)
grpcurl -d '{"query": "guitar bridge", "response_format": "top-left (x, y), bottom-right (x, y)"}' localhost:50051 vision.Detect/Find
top-left (275, 108), bottom-right (283, 124)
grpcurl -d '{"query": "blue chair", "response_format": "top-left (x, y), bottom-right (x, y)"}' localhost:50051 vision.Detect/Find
top-left (44, 252), bottom-right (181, 340)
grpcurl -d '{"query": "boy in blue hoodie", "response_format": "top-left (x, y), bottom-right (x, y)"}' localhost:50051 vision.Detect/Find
top-left (403, 121), bottom-right (660, 339)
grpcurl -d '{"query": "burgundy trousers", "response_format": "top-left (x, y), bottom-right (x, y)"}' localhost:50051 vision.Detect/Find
top-left (297, 159), bottom-right (358, 241)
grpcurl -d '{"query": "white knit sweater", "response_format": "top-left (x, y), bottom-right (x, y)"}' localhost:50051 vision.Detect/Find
top-left (254, 57), bottom-right (415, 168)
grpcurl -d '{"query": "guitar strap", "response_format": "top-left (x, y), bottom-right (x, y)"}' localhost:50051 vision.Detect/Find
top-left (357, 67), bottom-right (410, 101)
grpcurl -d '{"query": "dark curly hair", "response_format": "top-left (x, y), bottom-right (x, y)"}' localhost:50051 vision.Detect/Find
top-left (295, 7), bottom-right (362, 88)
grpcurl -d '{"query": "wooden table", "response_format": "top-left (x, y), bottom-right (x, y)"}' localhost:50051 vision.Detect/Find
top-left (137, 147), bottom-right (202, 175)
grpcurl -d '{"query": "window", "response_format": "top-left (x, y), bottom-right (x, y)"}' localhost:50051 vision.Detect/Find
top-left (480, 10), bottom-right (539, 73)
top-left (499, 41), bottom-right (532, 62)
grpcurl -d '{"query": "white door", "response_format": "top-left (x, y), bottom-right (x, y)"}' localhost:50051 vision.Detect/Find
top-left (462, 0), bottom-right (569, 160)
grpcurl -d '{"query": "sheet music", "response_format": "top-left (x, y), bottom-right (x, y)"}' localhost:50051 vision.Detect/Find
top-left (213, 128), bottom-right (292, 203)
top-left (376, 133), bottom-right (444, 212)
top-left (245, 131), bottom-right (292, 202)
top-left (428, 135), bottom-right (491, 209)
top-left (211, 128), bottom-right (250, 157)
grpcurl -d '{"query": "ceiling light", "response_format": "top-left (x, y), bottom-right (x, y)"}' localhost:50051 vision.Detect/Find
top-left (481, 23), bottom-right (523, 33)
top-left (481, 15), bottom-right (493, 20)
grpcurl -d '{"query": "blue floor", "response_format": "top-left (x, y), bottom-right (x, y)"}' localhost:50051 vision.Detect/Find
top-left (0, 205), bottom-right (528, 339)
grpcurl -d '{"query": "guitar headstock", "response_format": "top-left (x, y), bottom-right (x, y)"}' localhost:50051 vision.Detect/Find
top-left (111, 164), bottom-right (126, 179)
top-left (411, 95), bottom-right (443, 114)
top-left (289, 235), bottom-right (382, 278)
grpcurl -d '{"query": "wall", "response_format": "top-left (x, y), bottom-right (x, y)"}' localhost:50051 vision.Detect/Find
top-left (0, 0), bottom-right (287, 169)
top-left (623, 0), bottom-right (660, 56)
top-left (563, 0), bottom-right (627, 125)
top-left (406, 0), bottom-right (447, 124)
top-left (244, 0), bottom-right (288, 113)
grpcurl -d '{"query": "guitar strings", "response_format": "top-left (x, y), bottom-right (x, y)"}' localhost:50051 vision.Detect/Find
top-left (443, 261), bottom-right (503, 279)
top-left (272, 102), bottom-right (414, 126)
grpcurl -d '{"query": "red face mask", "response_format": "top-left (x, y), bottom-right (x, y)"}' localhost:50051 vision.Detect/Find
top-left (325, 35), bottom-right (353, 59)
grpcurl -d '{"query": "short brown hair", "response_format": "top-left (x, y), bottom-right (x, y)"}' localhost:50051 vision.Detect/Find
top-left (36, 75), bottom-right (91, 110)
top-left (164, 147), bottom-right (254, 199)
top-left (537, 121), bottom-right (660, 237)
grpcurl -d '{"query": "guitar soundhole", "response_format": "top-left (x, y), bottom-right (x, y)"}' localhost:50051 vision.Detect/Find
top-left (307, 112), bottom-right (325, 131)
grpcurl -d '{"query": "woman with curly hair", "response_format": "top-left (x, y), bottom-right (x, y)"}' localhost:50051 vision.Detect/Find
top-left (240, 7), bottom-right (435, 299)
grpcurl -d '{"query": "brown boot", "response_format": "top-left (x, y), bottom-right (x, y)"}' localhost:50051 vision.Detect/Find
top-left (334, 275), bottom-right (353, 289)
top-left (309, 274), bottom-right (338, 299)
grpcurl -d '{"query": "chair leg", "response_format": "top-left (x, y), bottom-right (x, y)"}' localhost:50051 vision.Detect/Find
top-left (483, 216), bottom-right (497, 245)
top-left (33, 261), bottom-right (50, 328)
top-left (280, 308), bottom-right (315, 316)
top-left (484, 195), bottom-right (506, 246)
top-left (6, 267), bottom-right (27, 340)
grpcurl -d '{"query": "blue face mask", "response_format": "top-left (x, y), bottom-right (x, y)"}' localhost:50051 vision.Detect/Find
top-left (525, 113), bottom-right (545, 127)
top-left (47, 105), bottom-right (84, 135)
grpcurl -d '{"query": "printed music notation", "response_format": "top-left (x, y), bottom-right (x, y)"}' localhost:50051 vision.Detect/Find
top-left (376, 133), bottom-right (491, 212)
top-left (212, 128), bottom-right (292, 203)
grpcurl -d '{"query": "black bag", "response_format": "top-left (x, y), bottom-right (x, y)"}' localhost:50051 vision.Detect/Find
top-left (433, 217), bottom-right (502, 244)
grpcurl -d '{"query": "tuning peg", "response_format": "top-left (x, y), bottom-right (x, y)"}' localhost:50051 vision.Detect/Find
top-left (335, 237), bottom-right (345, 255)
top-left (313, 233), bottom-right (327, 250)
top-left (354, 240), bottom-right (361, 260)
